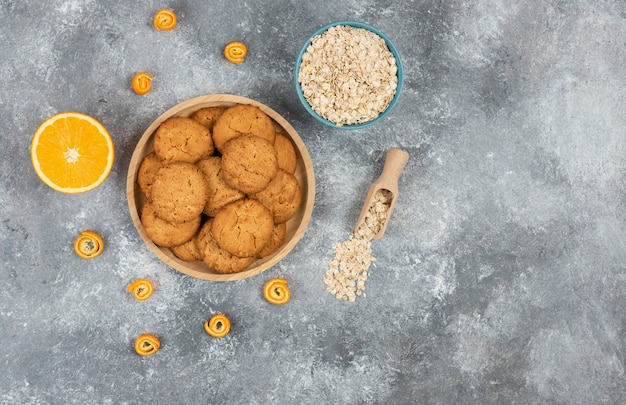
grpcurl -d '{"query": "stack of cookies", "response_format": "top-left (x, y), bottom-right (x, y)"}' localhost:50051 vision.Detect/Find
top-left (137, 104), bottom-right (302, 274)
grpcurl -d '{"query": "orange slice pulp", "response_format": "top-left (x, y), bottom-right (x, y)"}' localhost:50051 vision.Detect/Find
top-left (30, 112), bottom-right (114, 194)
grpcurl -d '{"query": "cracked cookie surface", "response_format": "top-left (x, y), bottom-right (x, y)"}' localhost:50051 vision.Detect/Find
top-left (251, 169), bottom-right (302, 224)
top-left (221, 134), bottom-right (279, 194)
top-left (274, 133), bottom-right (297, 175)
top-left (137, 152), bottom-right (162, 198)
top-left (150, 162), bottom-right (210, 223)
top-left (171, 235), bottom-right (202, 261)
top-left (197, 156), bottom-right (245, 217)
top-left (212, 104), bottom-right (276, 152)
top-left (195, 220), bottom-right (256, 273)
top-left (211, 198), bottom-right (273, 258)
top-left (192, 107), bottom-right (226, 130)
top-left (153, 116), bottom-right (214, 163)
top-left (257, 222), bottom-right (287, 258)
top-left (141, 201), bottom-right (201, 247)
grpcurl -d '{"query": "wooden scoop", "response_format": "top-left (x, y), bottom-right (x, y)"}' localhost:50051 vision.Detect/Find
top-left (354, 148), bottom-right (409, 240)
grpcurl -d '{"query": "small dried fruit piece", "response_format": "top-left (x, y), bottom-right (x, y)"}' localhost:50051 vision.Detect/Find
top-left (224, 41), bottom-right (247, 64)
top-left (74, 230), bottom-right (104, 259)
top-left (263, 278), bottom-right (290, 305)
top-left (127, 279), bottom-right (154, 301)
top-left (132, 72), bottom-right (153, 95)
top-left (204, 314), bottom-right (231, 338)
top-left (153, 9), bottom-right (177, 31)
top-left (135, 334), bottom-right (160, 356)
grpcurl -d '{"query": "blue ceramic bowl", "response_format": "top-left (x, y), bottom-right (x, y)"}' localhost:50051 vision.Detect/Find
top-left (294, 20), bottom-right (403, 130)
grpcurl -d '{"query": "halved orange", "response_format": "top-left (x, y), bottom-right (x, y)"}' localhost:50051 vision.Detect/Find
top-left (30, 112), bottom-right (114, 194)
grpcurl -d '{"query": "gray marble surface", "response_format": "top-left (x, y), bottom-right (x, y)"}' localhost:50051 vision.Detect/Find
top-left (1, 0), bottom-right (625, 404)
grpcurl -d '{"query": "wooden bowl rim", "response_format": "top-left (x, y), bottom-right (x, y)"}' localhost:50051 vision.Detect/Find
top-left (126, 94), bottom-right (315, 281)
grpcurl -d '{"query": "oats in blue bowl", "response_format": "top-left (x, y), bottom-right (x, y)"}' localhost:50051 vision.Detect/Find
top-left (295, 20), bottom-right (403, 129)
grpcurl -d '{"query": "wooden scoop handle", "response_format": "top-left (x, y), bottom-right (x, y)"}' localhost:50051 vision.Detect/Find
top-left (376, 148), bottom-right (409, 192)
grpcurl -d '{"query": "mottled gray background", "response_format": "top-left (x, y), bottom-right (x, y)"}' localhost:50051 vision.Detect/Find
top-left (1, 0), bottom-right (625, 404)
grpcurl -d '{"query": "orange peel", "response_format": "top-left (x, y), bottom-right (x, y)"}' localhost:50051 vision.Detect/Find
top-left (263, 277), bottom-right (290, 305)
top-left (134, 333), bottom-right (161, 356)
top-left (224, 41), bottom-right (247, 64)
top-left (153, 9), bottom-right (177, 31)
top-left (127, 279), bottom-right (154, 301)
top-left (132, 72), bottom-right (153, 95)
top-left (204, 314), bottom-right (231, 338)
top-left (73, 230), bottom-right (104, 259)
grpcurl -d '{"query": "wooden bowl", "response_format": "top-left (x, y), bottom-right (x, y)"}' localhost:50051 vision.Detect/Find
top-left (126, 94), bottom-right (315, 281)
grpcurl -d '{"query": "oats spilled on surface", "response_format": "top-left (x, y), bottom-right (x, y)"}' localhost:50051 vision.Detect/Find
top-left (324, 189), bottom-right (393, 301)
top-left (298, 25), bottom-right (398, 126)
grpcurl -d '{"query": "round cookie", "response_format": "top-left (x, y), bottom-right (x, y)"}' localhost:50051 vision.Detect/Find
top-left (274, 133), bottom-right (297, 175)
top-left (197, 156), bottom-right (245, 217)
top-left (212, 104), bottom-right (276, 152)
top-left (149, 162), bottom-right (209, 223)
top-left (137, 152), bottom-right (162, 198)
top-left (141, 202), bottom-right (201, 248)
top-left (171, 236), bottom-right (202, 262)
top-left (153, 116), bottom-right (214, 163)
top-left (192, 107), bottom-right (226, 130)
top-left (250, 170), bottom-right (302, 224)
top-left (211, 198), bottom-right (273, 258)
top-left (195, 220), bottom-right (256, 274)
top-left (195, 220), bottom-right (212, 258)
top-left (221, 135), bottom-right (279, 194)
top-left (257, 222), bottom-right (287, 258)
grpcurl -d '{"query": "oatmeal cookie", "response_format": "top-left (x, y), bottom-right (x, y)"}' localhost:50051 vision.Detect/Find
top-left (274, 133), bottom-right (297, 175)
top-left (212, 104), bottom-right (276, 152)
top-left (211, 198), bottom-right (273, 258)
top-left (257, 222), bottom-right (287, 258)
top-left (149, 162), bottom-right (209, 223)
top-left (250, 170), bottom-right (302, 224)
top-left (221, 134), bottom-right (278, 194)
top-left (137, 152), bottom-right (162, 198)
top-left (171, 235), bottom-right (202, 262)
top-left (141, 201), bottom-right (201, 247)
top-left (195, 220), bottom-right (256, 273)
top-left (153, 116), bottom-right (214, 163)
top-left (197, 156), bottom-right (245, 217)
top-left (192, 107), bottom-right (227, 130)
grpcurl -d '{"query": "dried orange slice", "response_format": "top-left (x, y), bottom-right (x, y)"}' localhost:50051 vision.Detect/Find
top-left (153, 9), bottom-right (177, 31)
top-left (74, 230), bottom-right (104, 259)
top-left (132, 72), bottom-right (153, 95)
top-left (204, 314), bottom-right (230, 338)
top-left (30, 112), bottom-right (114, 194)
top-left (127, 279), bottom-right (154, 301)
top-left (134, 333), bottom-right (160, 356)
top-left (263, 278), bottom-right (290, 305)
top-left (224, 41), bottom-right (247, 64)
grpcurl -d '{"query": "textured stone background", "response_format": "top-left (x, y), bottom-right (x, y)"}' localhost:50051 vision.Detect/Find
top-left (1, 0), bottom-right (625, 403)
